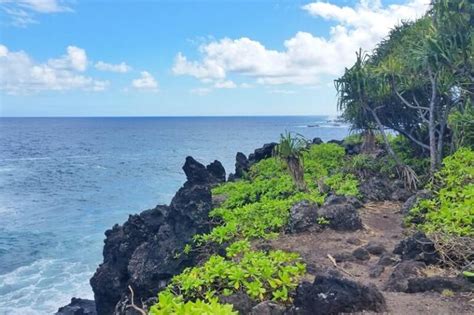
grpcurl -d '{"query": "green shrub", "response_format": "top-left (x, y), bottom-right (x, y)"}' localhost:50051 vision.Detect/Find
top-left (165, 243), bottom-right (305, 303)
top-left (342, 133), bottom-right (363, 145)
top-left (324, 173), bottom-right (360, 197)
top-left (390, 135), bottom-right (429, 175)
top-left (149, 291), bottom-right (237, 315)
top-left (410, 148), bottom-right (474, 236)
top-left (303, 143), bottom-right (345, 176)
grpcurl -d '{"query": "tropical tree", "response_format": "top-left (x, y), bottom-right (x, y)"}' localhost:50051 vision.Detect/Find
top-left (336, 0), bottom-right (473, 177)
top-left (335, 49), bottom-right (419, 189)
top-left (274, 132), bottom-right (307, 191)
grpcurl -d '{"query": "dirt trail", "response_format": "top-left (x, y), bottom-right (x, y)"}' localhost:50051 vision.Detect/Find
top-left (267, 201), bottom-right (474, 314)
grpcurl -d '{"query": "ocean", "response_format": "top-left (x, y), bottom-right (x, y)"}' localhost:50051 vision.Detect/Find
top-left (0, 116), bottom-right (349, 314)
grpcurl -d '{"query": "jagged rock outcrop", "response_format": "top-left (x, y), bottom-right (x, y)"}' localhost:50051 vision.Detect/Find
top-left (233, 152), bottom-right (250, 179)
top-left (318, 196), bottom-right (363, 231)
top-left (230, 143), bottom-right (277, 180)
top-left (248, 142), bottom-right (277, 165)
top-left (294, 273), bottom-right (386, 314)
top-left (90, 157), bottom-right (225, 315)
top-left (56, 298), bottom-right (97, 315)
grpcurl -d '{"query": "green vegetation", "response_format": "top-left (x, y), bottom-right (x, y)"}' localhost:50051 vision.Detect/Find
top-left (198, 143), bottom-right (358, 245)
top-left (149, 1), bottom-right (474, 311)
top-left (150, 291), bottom-right (237, 315)
top-left (336, 0), bottom-right (473, 176)
top-left (274, 132), bottom-right (307, 191)
top-left (150, 141), bottom-right (360, 312)
top-left (151, 242), bottom-right (305, 313)
top-left (409, 148), bottom-right (474, 236)
top-left (168, 243), bottom-right (305, 302)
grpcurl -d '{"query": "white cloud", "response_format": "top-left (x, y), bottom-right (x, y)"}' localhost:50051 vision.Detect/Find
top-left (172, 0), bottom-right (429, 86)
top-left (95, 61), bottom-right (131, 73)
top-left (48, 46), bottom-right (87, 72)
top-left (16, 0), bottom-right (71, 13)
top-left (0, 0), bottom-right (71, 27)
top-left (0, 44), bottom-right (108, 94)
top-left (132, 71), bottom-right (159, 91)
top-left (190, 87), bottom-right (212, 96)
top-left (173, 52), bottom-right (225, 80)
top-left (214, 80), bottom-right (236, 89)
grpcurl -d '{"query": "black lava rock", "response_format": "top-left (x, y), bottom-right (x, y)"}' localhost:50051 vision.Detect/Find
top-left (393, 232), bottom-right (439, 264)
top-left (234, 152), bottom-right (250, 179)
top-left (365, 241), bottom-right (386, 256)
top-left (90, 156), bottom-right (222, 315)
top-left (353, 247), bottom-right (370, 260)
top-left (248, 142), bottom-right (277, 165)
top-left (406, 276), bottom-right (473, 293)
top-left (56, 298), bottom-right (96, 315)
top-left (312, 137), bottom-right (323, 145)
top-left (294, 274), bottom-right (386, 314)
top-left (369, 265), bottom-right (385, 278)
top-left (287, 200), bottom-right (319, 233)
top-left (318, 196), bottom-right (363, 231)
top-left (385, 260), bottom-right (426, 292)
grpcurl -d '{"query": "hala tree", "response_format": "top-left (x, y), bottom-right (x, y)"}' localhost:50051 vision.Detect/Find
top-left (336, 0), bottom-right (473, 177)
top-left (274, 132), bottom-right (307, 191)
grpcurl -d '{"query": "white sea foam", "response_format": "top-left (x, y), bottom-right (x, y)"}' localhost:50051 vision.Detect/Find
top-left (0, 259), bottom-right (94, 315)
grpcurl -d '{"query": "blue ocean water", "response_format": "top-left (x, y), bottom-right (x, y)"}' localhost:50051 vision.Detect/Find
top-left (0, 116), bottom-right (349, 314)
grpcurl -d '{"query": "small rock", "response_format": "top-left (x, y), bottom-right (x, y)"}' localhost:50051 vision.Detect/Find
top-left (365, 242), bottom-right (386, 256)
top-left (346, 237), bottom-right (362, 246)
top-left (393, 232), bottom-right (439, 264)
top-left (377, 254), bottom-right (398, 266)
top-left (406, 276), bottom-right (473, 293)
top-left (287, 200), bottom-right (319, 233)
top-left (312, 137), bottom-right (323, 145)
top-left (385, 260), bottom-right (426, 292)
top-left (294, 273), bottom-right (387, 314)
top-left (219, 292), bottom-right (255, 314)
top-left (369, 265), bottom-right (385, 278)
top-left (333, 252), bottom-right (354, 263)
top-left (250, 301), bottom-right (286, 315)
top-left (353, 247), bottom-right (370, 260)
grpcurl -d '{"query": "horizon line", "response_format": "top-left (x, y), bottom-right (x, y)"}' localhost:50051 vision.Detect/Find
top-left (0, 114), bottom-right (340, 118)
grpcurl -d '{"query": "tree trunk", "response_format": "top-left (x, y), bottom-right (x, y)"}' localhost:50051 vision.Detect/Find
top-left (287, 157), bottom-right (306, 191)
top-left (428, 68), bottom-right (438, 176)
top-left (361, 129), bottom-right (376, 153)
top-left (368, 107), bottom-right (402, 166)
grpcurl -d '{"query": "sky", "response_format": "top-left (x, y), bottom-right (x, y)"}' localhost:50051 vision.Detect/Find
top-left (0, 0), bottom-right (430, 117)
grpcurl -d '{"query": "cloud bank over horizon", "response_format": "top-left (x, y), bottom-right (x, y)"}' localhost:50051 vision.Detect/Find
top-left (0, 0), bottom-right (431, 116)
top-left (173, 0), bottom-right (429, 90)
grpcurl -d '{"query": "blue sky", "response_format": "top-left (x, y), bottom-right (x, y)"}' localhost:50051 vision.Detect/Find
top-left (0, 0), bottom-right (429, 117)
